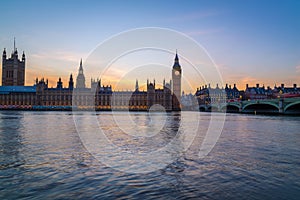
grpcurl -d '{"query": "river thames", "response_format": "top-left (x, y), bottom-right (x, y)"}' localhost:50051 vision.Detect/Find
top-left (0, 111), bottom-right (299, 199)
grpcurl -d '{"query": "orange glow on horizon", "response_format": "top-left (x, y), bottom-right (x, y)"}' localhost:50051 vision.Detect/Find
top-left (1, 63), bottom-right (299, 92)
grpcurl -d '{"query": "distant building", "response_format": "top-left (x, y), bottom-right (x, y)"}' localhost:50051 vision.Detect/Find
top-left (195, 84), bottom-right (228, 106)
top-left (2, 39), bottom-right (25, 86)
top-left (0, 86), bottom-right (36, 108)
top-left (225, 84), bottom-right (240, 100)
top-left (244, 84), bottom-right (273, 100)
top-left (181, 91), bottom-right (198, 110)
top-left (273, 84), bottom-right (300, 98)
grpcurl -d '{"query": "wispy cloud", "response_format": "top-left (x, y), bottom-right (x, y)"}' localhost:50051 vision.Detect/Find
top-left (165, 10), bottom-right (221, 23)
top-left (31, 50), bottom-right (86, 63)
top-left (296, 65), bottom-right (300, 73)
top-left (185, 28), bottom-right (223, 36)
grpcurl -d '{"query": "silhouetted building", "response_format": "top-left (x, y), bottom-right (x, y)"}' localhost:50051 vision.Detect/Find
top-left (225, 84), bottom-right (240, 100)
top-left (0, 51), bottom-right (182, 111)
top-left (2, 39), bottom-right (25, 86)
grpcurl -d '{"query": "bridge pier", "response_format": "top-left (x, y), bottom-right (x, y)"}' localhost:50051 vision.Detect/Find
top-left (239, 102), bottom-right (242, 112)
top-left (279, 98), bottom-right (284, 114)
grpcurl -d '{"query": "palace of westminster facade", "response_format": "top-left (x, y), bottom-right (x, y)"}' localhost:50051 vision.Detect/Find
top-left (0, 42), bottom-right (182, 111)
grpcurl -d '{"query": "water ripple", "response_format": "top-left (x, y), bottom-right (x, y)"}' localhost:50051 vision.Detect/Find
top-left (0, 111), bottom-right (299, 199)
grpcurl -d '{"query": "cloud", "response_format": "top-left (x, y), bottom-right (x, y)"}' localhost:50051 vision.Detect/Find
top-left (185, 28), bottom-right (223, 36)
top-left (31, 50), bottom-right (86, 63)
top-left (165, 10), bottom-right (221, 23)
top-left (296, 65), bottom-right (300, 73)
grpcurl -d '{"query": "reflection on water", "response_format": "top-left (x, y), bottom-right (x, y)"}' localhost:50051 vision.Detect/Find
top-left (74, 112), bottom-right (191, 173)
top-left (0, 111), bottom-right (299, 199)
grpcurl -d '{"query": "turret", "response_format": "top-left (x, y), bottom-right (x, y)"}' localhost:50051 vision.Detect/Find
top-left (36, 77), bottom-right (48, 92)
top-left (69, 74), bottom-right (74, 89)
top-left (2, 48), bottom-right (6, 60)
top-left (22, 51), bottom-right (25, 62)
top-left (57, 77), bottom-right (63, 89)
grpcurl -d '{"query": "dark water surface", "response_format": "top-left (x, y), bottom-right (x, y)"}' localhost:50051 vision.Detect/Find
top-left (0, 111), bottom-right (299, 199)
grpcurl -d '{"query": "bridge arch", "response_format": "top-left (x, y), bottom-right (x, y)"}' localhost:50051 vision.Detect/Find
top-left (199, 105), bottom-right (206, 112)
top-left (242, 101), bottom-right (279, 110)
top-left (243, 102), bottom-right (279, 114)
top-left (207, 105), bottom-right (219, 112)
top-left (284, 101), bottom-right (300, 114)
top-left (221, 104), bottom-right (240, 113)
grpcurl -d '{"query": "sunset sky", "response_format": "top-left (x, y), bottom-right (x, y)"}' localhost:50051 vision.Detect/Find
top-left (0, 0), bottom-right (299, 92)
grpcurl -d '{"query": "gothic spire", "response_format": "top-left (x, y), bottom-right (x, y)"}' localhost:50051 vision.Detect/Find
top-left (14, 37), bottom-right (16, 52)
top-left (135, 79), bottom-right (139, 91)
top-left (76, 58), bottom-right (86, 88)
top-left (79, 58), bottom-right (83, 69)
top-left (3, 48), bottom-right (6, 58)
top-left (78, 59), bottom-right (84, 74)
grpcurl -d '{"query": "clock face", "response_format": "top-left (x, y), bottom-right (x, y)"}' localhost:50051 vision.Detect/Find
top-left (175, 70), bottom-right (180, 76)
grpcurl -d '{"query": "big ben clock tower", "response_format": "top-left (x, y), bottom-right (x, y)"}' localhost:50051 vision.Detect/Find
top-left (172, 51), bottom-right (182, 111)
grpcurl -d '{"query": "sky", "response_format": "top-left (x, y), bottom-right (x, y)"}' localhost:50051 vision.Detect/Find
top-left (0, 0), bottom-right (299, 92)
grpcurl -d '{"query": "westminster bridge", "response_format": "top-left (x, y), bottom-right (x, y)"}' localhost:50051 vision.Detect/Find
top-left (199, 97), bottom-right (300, 115)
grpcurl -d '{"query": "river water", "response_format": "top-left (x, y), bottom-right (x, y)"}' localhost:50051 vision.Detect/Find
top-left (0, 111), bottom-right (299, 199)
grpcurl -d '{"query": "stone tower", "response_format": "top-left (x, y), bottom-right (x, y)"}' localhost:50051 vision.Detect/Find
top-left (2, 38), bottom-right (25, 86)
top-left (76, 59), bottom-right (86, 88)
top-left (172, 51), bottom-right (182, 111)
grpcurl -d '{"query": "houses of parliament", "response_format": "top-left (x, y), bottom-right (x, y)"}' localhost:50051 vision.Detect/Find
top-left (0, 41), bottom-right (182, 111)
